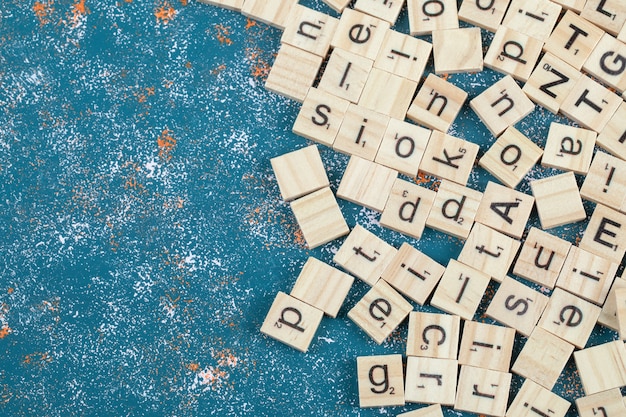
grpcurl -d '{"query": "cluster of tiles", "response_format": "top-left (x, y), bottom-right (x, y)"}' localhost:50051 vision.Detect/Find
top-left (201, 0), bottom-right (626, 415)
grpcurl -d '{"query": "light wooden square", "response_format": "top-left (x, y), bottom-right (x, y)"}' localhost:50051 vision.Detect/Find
top-left (407, 74), bottom-right (469, 133)
top-left (290, 187), bottom-right (350, 249)
top-left (397, 404), bottom-right (444, 417)
top-left (358, 68), bottom-right (417, 119)
top-left (581, 0), bottom-right (626, 36)
top-left (357, 354), bottom-right (405, 407)
top-left (271, 145), bottom-right (329, 202)
top-left (430, 259), bottom-right (491, 320)
top-left (579, 203), bottom-right (626, 264)
top-left (241, 0), bottom-right (297, 29)
top-left (598, 276), bottom-right (626, 331)
top-left (576, 388), bottom-right (626, 417)
top-left (292, 87), bottom-right (351, 147)
top-left (374, 118), bottom-right (431, 177)
top-left (330, 8), bottom-right (391, 60)
top-left (374, 29), bottom-right (432, 83)
top-left (381, 178), bottom-right (436, 240)
top-left (584, 33), bottom-right (626, 93)
top-left (506, 379), bottom-right (570, 417)
top-left (407, 0), bottom-right (459, 36)
top-left (321, 0), bottom-right (350, 13)
top-left (483, 26), bottom-right (544, 82)
top-left (458, 0), bottom-right (510, 32)
top-left (333, 103), bottom-right (390, 161)
top-left (425, 179), bottom-right (483, 239)
top-left (551, 0), bottom-right (585, 12)
top-left (381, 242), bottom-right (446, 305)
top-left (501, 0), bottom-right (562, 41)
top-left (597, 101), bottom-right (626, 161)
top-left (337, 156), bottom-right (398, 212)
top-left (333, 224), bottom-right (398, 286)
top-left (616, 287), bottom-right (626, 339)
top-left (475, 181), bottom-right (535, 239)
top-left (470, 75), bottom-right (535, 137)
top-left (455, 365), bottom-right (512, 417)
top-left (621, 21), bottom-right (626, 43)
top-left (574, 340), bottom-right (626, 395)
top-left (405, 357), bottom-right (458, 406)
top-left (541, 122), bottom-right (596, 174)
top-left (354, 0), bottom-right (406, 24)
top-left (406, 311), bottom-right (460, 359)
top-left (458, 320), bottom-right (515, 372)
top-left (280, 5), bottom-right (339, 58)
top-left (432, 27), bottom-right (483, 74)
top-left (260, 291), bottom-right (324, 352)
top-left (197, 0), bottom-right (244, 10)
top-left (530, 171), bottom-right (586, 229)
top-left (291, 257), bottom-right (355, 318)
top-left (348, 279), bottom-right (412, 344)
top-left (419, 131), bottom-right (479, 186)
top-left (511, 326), bottom-right (575, 390)
top-left (318, 48), bottom-right (373, 104)
top-left (265, 44), bottom-right (323, 102)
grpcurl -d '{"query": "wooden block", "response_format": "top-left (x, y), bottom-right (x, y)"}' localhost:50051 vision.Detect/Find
top-left (430, 259), bottom-right (491, 320)
top-left (432, 27), bottom-right (483, 74)
top-left (292, 87), bottom-right (350, 148)
top-left (522, 52), bottom-right (583, 114)
top-left (333, 103), bottom-right (390, 161)
top-left (405, 357), bottom-right (458, 406)
top-left (574, 340), bottom-right (626, 394)
top-left (541, 122), bottom-right (597, 174)
top-left (374, 118), bottom-right (431, 177)
top-left (354, 0), bottom-right (406, 24)
top-left (337, 155), bottom-right (398, 212)
top-left (550, 0), bottom-right (585, 12)
top-left (290, 187), bottom-right (350, 249)
top-left (511, 326), bottom-right (575, 390)
top-left (598, 275), bottom-right (626, 330)
top-left (374, 29), bottom-right (432, 83)
top-left (260, 291), bottom-right (324, 352)
top-left (358, 68), bottom-right (418, 119)
top-left (290, 257), bottom-right (355, 318)
top-left (196, 0), bottom-right (244, 11)
top-left (458, 0), bottom-right (510, 32)
top-left (506, 379), bottom-right (570, 417)
top-left (616, 287), bottom-right (626, 339)
top-left (407, 74), bottom-right (469, 133)
top-left (348, 279), bottom-right (412, 344)
top-left (576, 388), bottom-right (626, 417)
top-left (318, 48), bottom-right (373, 104)
top-left (321, 0), bottom-right (350, 13)
top-left (419, 131), bottom-right (479, 186)
top-left (581, 0), bottom-right (626, 36)
top-left (579, 203), bottom-right (626, 264)
top-left (455, 365), bottom-right (512, 417)
top-left (333, 224), bottom-right (398, 286)
top-left (597, 101), bottom-right (626, 161)
top-left (280, 5), bottom-right (339, 58)
top-left (537, 287), bottom-right (602, 349)
top-left (483, 27), bottom-right (544, 82)
top-left (241, 0), bottom-right (297, 29)
top-left (381, 242), bottom-right (445, 306)
top-left (513, 227), bottom-right (572, 289)
top-left (470, 75), bottom-right (535, 137)
top-left (407, 0), bottom-right (459, 36)
top-left (560, 74), bottom-right (623, 133)
top-left (397, 404), bottom-right (444, 417)
top-left (583, 33), bottom-right (626, 93)
top-left (475, 181), bottom-right (535, 239)
top-left (406, 311), bottom-right (460, 359)
top-left (478, 126), bottom-right (543, 188)
top-left (265, 44), bottom-right (323, 103)
top-left (486, 276), bottom-right (549, 336)
top-left (381, 178), bottom-right (436, 240)
top-left (357, 354), bottom-right (405, 407)
top-left (271, 145), bottom-right (329, 202)
top-left (530, 171), bottom-right (587, 229)
top-left (458, 320), bottom-right (515, 372)
top-left (501, 0), bottom-right (562, 41)
top-left (620, 21), bottom-right (626, 43)
top-left (425, 179), bottom-right (483, 239)
top-left (330, 8), bottom-right (391, 61)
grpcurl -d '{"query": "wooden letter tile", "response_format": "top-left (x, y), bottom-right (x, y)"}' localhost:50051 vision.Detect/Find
top-left (354, 0), bottom-right (405, 25)
top-left (374, 118), bottom-right (431, 177)
top-left (330, 8), bottom-right (391, 60)
top-left (598, 275), bottom-right (626, 330)
top-left (358, 68), bottom-right (417, 119)
top-left (551, 0), bottom-right (585, 12)
top-left (405, 357), bottom-right (458, 406)
top-left (337, 155), bottom-right (398, 212)
top-left (455, 365), bottom-right (512, 417)
top-left (292, 87), bottom-right (350, 147)
top-left (579, 203), bottom-right (626, 264)
top-left (616, 287), bottom-right (626, 339)
top-left (318, 48), bottom-right (373, 104)
top-left (483, 27), bottom-right (544, 82)
top-left (419, 131), bottom-right (479, 186)
top-left (265, 43), bottom-right (323, 102)
top-left (197, 0), bottom-right (244, 10)
top-left (374, 29), bottom-right (432, 83)
top-left (458, 0), bottom-right (510, 32)
top-left (574, 340), bottom-right (626, 395)
top-left (271, 145), bottom-right (329, 202)
top-left (406, 311), bottom-right (460, 359)
top-left (397, 404), bottom-right (444, 417)
top-left (380, 178), bottom-right (436, 240)
top-left (458, 320), bottom-right (515, 372)
top-left (530, 171), bottom-right (586, 229)
top-left (425, 179), bottom-right (483, 239)
top-left (432, 27), bottom-right (483, 74)
top-left (541, 122), bottom-right (597, 174)
top-left (597, 101), bottom-right (626, 161)
top-left (407, 0), bottom-right (459, 36)
top-left (321, 0), bottom-right (350, 13)
top-left (580, 150), bottom-right (626, 213)
top-left (280, 5), bottom-right (339, 57)
top-left (357, 354), bottom-right (405, 407)
top-left (513, 227), bottom-right (571, 289)
top-left (506, 379), bottom-right (570, 417)
top-left (576, 388), bottom-right (626, 417)
top-left (581, 0), bottom-right (626, 36)
top-left (475, 181), bottom-right (535, 239)
top-left (241, 0), bottom-right (297, 29)
top-left (583, 33), bottom-right (626, 93)
top-left (333, 103), bottom-right (390, 161)
top-left (501, 0), bottom-right (562, 41)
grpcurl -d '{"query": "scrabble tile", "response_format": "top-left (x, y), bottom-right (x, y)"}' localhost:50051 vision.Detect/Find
top-left (560, 74), bottom-right (623, 133)
top-left (290, 257), bottom-right (355, 318)
top-left (458, 0), bottom-right (510, 32)
top-left (265, 44), bottom-right (323, 102)
top-left (584, 33), bottom-right (626, 93)
top-left (506, 379), bottom-right (570, 417)
top-left (426, 180), bottom-right (483, 239)
top-left (318, 48), bottom-right (373, 104)
top-left (432, 27), bottom-right (483, 74)
top-left (455, 365), bottom-right (512, 417)
top-left (357, 354), bottom-right (405, 407)
top-left (407, 74), bottom-right (469, 132)
top-left (541, 122), bottom-right (597, 174)
top-left (197, 0), bottom-right (244, 10)
top-left (598, 275), bottom-right (626, 330)
top-left (475, 181), bottom-right (535, 239)
top-left (537, 287), bottom-right (602, 349)
top-left (597, 101), bottom-right (626, 161)
top-left (530, 171), bottom-right (587, 229)
top-left (430, 259), bottom-right (491, 320)
top-left (260, 291), bottom-right (324, 352)
top-left (241, 0), bottom-right (297, 29)
top-left (397, 404), bottom-right (444, 417)
top-left (280, 5), bottom-right (339, 58)
top-left (458, 222), bottom-right (521, 283)
top-left (551, 0), bottom-right (585, 12)
top-left (334, 224), bottom-right (398, 286)
top-left (522, 52), bottom-right (583, 114)
top-left (501, 0), bottom-right (562, 41)
top-left (579, 203), bottom-right (626, 264)
top-left (620, 22), bottom-right (626, 43)
top-left (487, 276), bottom-right (549, 336)
top-left (407, 0), bottom-right (459, 36)
top-left (405, 357), bottom-right (458, 406)
top-left (381, 178), bottom-right (436, 240)
top-left (321, 0), bottom-right (350, 13)
top-left (616, 287), bottom-right (626, 339)
top-left (513, 227), bottom-right (572, 289)
top-left (478, 126), bottom-right (543, 188)
top-left (271, 145), bottom-right (329, 202)
top-left (337, 155), bottom-right (398, 212)
top-left (581, 0), bottom-right (626, 36)
top-left (483, 27), bottom-right (544, 82)
top-left (576, 388), bottom-right (626, 417)
top-left (330, 8), bottom-right (391, 61)
top-left (348, 279), bottom-right (412, 344)
top-left (511, 326), bottom-right (575, 390)
top-left (354, 0), bottom-right (405, 24)
top-left (458, 320), bottom-right (515, 372)
top-left (381, 242), bottom-right (445, 305)
top-left (470, 75), bottom-right (535, 137)
top-left (374, 118), bottom-right (431, 177)
top-left (333, 103), bottom-right (390, 160)
top-left (406, 311), bottom-right (460, 359)
top-left (292, 87), bottom-right (350, 147)
top-left (358, 68), bottom-right (418, 119)
top-left (574, 340), bottom-right (626, 395)
top-left (419, 131), bottom-right (479, 185)
top-left (290, 187), bottom-right (350, 249)
top-left (374, 29), bottom-right (432, 83)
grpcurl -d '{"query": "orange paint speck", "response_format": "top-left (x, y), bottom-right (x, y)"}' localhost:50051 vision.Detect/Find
top-left (155, 1), bottom-right (176, 24)
top-left (0, 326), bottom-right (11, 339)
top-left (33, 1), bottom-right (54, 26)
top-left (245, 18), bottom-right (256, 30)
top-left (71, 0), bottom-right (88, 22)
top-left (157, 128), bottom-right (176, 161)
top-left (215, 24), bottom-right (233, 46)
top-left (179, 0), bottom-right (188, 5)
top-left (7, 287), bottom-right (14, 295)
top-left (186, 362), bottom-right (200, 372)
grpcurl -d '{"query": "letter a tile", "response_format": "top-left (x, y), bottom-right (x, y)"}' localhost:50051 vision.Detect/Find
top-left (475, 181), bottom-right (534, 239)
